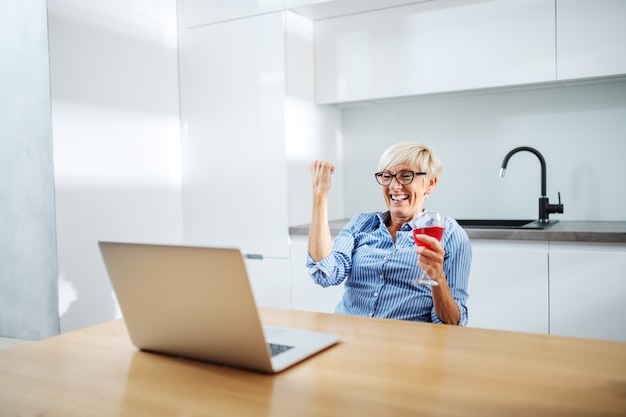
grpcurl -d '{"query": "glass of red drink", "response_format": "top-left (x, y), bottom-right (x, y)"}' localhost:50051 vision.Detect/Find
top-left (412, 211), bottom-right (444, 286)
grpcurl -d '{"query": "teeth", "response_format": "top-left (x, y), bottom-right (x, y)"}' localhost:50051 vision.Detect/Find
top-left (391, 195), bottom-right (408, 201)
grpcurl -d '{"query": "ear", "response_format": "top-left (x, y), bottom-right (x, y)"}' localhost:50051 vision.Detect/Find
top-left (427, 176), bottom-right (439, 193)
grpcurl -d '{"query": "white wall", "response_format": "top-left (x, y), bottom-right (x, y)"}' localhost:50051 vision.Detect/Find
top-left (48, 0), bottom-right (183, 332)
top-left (341, 80), bottom-right (626, 222)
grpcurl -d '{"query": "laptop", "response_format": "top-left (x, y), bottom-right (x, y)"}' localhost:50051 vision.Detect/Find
top-left (98, 241), bottom-right (340, 374)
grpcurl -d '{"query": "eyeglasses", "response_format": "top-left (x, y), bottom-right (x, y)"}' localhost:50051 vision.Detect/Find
top-left (374, 170), bottom-right (426, 186)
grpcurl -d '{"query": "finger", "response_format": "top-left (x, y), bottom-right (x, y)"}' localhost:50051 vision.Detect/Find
top-left (311, 161), bottom-right (335, 177)
top-left (414, 234), bottom-right (441, 251)
top-left (318, 161), bottom-right (334, 171)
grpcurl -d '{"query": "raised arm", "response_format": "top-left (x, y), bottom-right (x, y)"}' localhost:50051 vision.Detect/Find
top-left (308, 161), bottom-right (335, 262)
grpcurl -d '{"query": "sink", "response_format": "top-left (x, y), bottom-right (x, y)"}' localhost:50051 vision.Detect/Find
top-left (456, 219), bottom-right (559, 229)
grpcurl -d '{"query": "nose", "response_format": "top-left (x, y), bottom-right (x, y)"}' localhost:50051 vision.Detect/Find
top-left (389, 176), bottom-right (403, 188)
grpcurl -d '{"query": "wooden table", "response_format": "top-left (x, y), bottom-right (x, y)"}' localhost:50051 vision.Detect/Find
top-left (1, 308), bottom-right (625, 416)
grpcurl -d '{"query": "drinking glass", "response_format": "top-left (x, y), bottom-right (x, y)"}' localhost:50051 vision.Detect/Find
top-left (412, 211), bottom-right (445, 286)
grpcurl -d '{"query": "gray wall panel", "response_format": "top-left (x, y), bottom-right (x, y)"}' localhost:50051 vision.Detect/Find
top-left (0, 0), bottom-right (59, 339)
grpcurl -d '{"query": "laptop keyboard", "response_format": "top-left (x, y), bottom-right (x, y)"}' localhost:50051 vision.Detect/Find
top-left (268, 343), bottom-right (294, 357)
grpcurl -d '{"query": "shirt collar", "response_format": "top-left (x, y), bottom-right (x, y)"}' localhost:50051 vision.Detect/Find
top-left (377, 211), bottom-right (413, 231)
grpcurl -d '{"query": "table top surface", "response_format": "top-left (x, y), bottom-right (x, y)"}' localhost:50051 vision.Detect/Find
top-left (1, 308), bottom-right (625, 417)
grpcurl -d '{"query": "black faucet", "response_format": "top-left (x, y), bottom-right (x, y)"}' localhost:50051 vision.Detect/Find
top-left (499, 146), bottom-right (564, 223)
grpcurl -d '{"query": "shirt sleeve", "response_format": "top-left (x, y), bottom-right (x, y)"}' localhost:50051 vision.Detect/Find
top-left (305, 213), bottom-right (370, 288)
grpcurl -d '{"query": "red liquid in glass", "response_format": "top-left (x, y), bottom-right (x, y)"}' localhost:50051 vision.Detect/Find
top-left (412, 226), bottom-right (444, 250)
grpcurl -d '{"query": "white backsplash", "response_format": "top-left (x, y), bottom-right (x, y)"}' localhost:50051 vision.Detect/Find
top-left (341, 80), bottom-right (626, 222)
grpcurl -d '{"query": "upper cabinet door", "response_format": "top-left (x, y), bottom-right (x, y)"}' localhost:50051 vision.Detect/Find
top-left (179, 13), bottom-right (290, 258)
top-left (179, 0), bottom-right (284, 27)
top-left (557, 0), bottom-right (626, 80)
top-left (315, 0), bottom-right (556, 104)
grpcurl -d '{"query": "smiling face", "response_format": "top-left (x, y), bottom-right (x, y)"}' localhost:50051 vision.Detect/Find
top-left (376, 142), bottom-right (443, 226)
top-left (381, 164), bottom-right (436, 224)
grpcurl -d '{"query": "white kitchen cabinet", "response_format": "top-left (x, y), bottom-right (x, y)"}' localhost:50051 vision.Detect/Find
top-left (178, 10), bottom-right (343, 308)
top-left (549, 242), bottom-right (626, 343)
top-left (290, 235), bottom-right (344, 313)
top-left (179, 0), bottom-right (284, 28)
top-left (466, 240), bottom-right (549, 334)
top-left (315, 0), bottom-right (556, 104)
top-left (287, 0), bottom-right (424, 20)
top-left (178, 0), bottom-right (422, 28)
top-left (179, 12), bottom-right (290, 259)
top-left (246, 257), bottom-right (292, 309)
top-left (556, 0), bottom-right (626, 80)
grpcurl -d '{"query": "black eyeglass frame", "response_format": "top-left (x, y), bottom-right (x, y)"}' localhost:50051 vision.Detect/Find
top-left (374, 170), bottom-right (427, 186)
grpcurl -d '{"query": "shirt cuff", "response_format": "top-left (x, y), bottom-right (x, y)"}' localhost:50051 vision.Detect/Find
top-left (306, 252), bottom-right (335, 284)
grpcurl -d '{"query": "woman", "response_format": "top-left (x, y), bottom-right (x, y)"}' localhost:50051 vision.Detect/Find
top-left (307, 142), bottom-right (471, 325)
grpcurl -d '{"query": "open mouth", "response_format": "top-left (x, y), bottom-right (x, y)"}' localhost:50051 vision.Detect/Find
top-left (390, 194), bottom-right (409, 201)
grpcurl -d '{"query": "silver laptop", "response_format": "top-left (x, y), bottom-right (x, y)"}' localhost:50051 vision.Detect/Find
top-left (99, 241), bottom-right (340, 374)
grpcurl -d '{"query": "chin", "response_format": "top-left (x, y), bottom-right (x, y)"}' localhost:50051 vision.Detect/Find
top-left (389, 207), bottom-right (410, 218)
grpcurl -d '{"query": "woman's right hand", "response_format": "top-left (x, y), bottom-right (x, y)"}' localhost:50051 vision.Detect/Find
top-left (310, 161), bottom-right (335, 195)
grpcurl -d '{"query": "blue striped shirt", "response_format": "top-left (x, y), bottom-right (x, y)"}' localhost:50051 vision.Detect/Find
top-left (306, 211), bottom-right (472, 325)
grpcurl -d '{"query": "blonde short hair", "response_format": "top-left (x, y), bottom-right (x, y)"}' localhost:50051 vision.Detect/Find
top-left (378, 142), bottom-right (443, 182)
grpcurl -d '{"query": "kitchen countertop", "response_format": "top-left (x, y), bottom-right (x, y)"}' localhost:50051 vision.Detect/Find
top-left (289, 220), bottom-right (626, 243)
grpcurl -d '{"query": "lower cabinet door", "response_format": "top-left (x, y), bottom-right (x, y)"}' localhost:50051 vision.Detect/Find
top-left (290, 236), bottom-right (344, 313)
top-left (549, 242), bottom-right (626, 343)
top-left (467, 240), bottom-right (549, 334)
top-left (245, 257), bottom-right (291, 309)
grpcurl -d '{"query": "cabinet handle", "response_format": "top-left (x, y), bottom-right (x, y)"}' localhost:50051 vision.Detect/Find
top-left (245, 253), bottom-right (264, 260)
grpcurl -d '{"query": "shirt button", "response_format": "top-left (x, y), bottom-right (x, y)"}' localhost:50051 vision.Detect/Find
top-left (374, 292), bottom-right (378, 297)
top-left (369, 313), bottom-right (374, 317)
